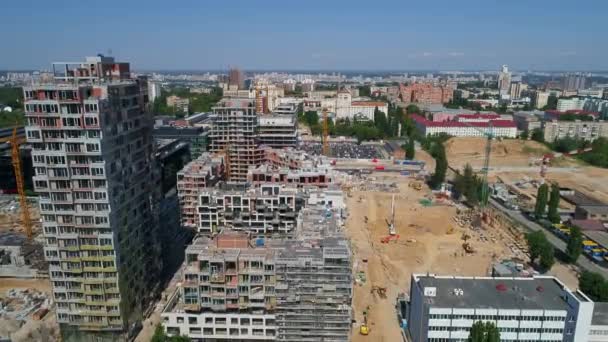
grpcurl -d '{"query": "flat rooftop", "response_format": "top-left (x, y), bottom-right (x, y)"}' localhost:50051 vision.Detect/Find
top-left (582, 230), bottom-right (608, 249)
top-left (414, 275), bottom-right (569, 310)
top-left (592, 302), bottom-right (608, 325)
top-left (562, 191), bottom-right (607, 207)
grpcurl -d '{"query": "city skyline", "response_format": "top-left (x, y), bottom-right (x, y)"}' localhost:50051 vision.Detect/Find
top-left (2, 0), bottom-right (608, 71)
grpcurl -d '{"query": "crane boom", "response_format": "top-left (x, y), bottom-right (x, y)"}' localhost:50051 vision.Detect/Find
top-left (461, 121), bottom-right (494, 215)
top-left (11, 127), bottom-right (33, 240)
top-left (322, 108), bottom-right (329, 156)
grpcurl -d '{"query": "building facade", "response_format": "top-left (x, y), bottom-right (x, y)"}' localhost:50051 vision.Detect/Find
top-left (335, 90), bottom-right (388, 120)
top-left (209, 98), bottom-right (264, 182)
top-left (257, 115), bottom-right (297, 148)
top-left (408, 274), bottom-right (608, 342)
top-left (148, 81), bottom-right (162, 103)
top-left (412, 115), bottom-right (517, 138)
top-left (399, 82), bottom-right (454, 106)
top-left (532, 91), bottom-right (550, 109)
top-left (162, 198), bottom-right (352, 341)
top-left (543, 120), bottom-right (608, 142)
top-left (24, 56), bottom-right (162, 340)
top-left (166, 95), bottom-right (190, 113)
top-left (498, 65), bottom-right (512, 96)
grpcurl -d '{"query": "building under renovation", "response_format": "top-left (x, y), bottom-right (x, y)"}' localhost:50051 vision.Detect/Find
top-left (209, 98), bottom-right (264, 182)
top-left (161, 192), bottom-right (352, 341)
top-left (196, 184), bottom-right (301, 235)
top-left (177, 153), bottom-right (225, 229)
top-left (257, 115), bottom-right (297, 149)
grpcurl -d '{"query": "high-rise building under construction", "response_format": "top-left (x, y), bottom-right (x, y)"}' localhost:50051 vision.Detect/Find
top-left (24, 56), bottom-right (162, 341)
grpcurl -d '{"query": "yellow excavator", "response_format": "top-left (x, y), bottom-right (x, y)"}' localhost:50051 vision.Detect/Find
top-left (359, 308), bottom-right (370, 335)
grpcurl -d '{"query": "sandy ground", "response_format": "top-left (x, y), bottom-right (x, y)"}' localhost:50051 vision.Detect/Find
top-left (0, 278), bottom-right (52, 295)
top-left (445, 137), bottom-right (551, 170)
top-left (346, 174), bottom-right (517, 342)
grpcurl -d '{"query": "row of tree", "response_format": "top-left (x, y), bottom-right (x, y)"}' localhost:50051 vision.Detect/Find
top-left (579, 271), bottom-right (608, 302)
top-left (534, 182), bottom-right (561, 223)
top-left (151, 87), bottom-right (223, 117)
top-left (579, 137), bottom-right (608, 168)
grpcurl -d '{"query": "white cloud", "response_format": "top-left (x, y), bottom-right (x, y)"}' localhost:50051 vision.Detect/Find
top-left (448, 52), bottom-right (465, 57)
top-left (422, 52), bottom-right (433, 57)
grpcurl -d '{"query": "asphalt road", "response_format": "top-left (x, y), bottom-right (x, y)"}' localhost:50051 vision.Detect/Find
top-left (489, 198), bottom-right (608, 279)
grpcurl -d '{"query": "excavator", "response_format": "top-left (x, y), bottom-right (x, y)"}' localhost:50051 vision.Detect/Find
top-left (359, 307), bottom-right (370, 335)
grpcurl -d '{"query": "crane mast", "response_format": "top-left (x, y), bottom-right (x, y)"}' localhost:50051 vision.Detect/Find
top-left (11, 127), bottom-right (33, 240)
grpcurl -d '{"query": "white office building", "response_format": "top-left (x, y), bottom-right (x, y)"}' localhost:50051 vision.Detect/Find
top-left (408, 274), bottom-right (608, 342)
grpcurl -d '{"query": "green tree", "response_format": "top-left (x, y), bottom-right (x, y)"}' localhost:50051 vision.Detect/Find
top-left (405, 104), bottom-right (420, 114)
top-left (405, 138), bottom-right (415, 159)
top-left (547, 182), bottom-right (561, 223)
top-left (373, 107), bottom-right (389, 137)
top-left (566, 225), bottom-right (584, 263)
top-left (542, 95), bottom-right (558, 110)
top-left (526, 231), bottom-right (546, 262)
top-left (303, 111), bottom-right (320, 127)
top-left (539, 244), bottom-right (555, 270)
top-left (359, 85), bottom-right (371, 97)
top-left (579, 271), bottom-right (608, 301)
top-left (531, 128), bottom-right (544, 143)
top-left (151, 324), bottom-right (192, 342)
top-left (552, 137), bottom-right (580, 153)
top-left (430, 144), bottom-right (447, 188)
top-left (519, 130), bottom-right (529, 140)
top-left (462, 164), bottom-right (478, 204)
top-left (534, 183), bottom-right (549, 218)
top-left (468, 321), bottom-right (500, 342)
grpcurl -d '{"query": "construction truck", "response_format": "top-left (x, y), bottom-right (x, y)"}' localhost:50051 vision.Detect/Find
top-left (360, 309), bottom-right (370, 335)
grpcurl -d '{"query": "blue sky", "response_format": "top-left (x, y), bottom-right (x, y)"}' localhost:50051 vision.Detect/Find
top-left (2, 0), bottom-right (607, 71)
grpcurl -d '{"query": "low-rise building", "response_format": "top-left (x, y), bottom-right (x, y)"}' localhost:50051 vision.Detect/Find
top-left (408, 273), bottom-right (608, 342)
top-left (167, 95), bottom-right (190, 113)
top-left (335, 90), bottom-right (387, 121)
top-left (412, 114), bottom-right (517, 138)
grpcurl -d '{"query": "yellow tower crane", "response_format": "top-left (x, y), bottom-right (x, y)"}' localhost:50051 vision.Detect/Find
top-left (11, 127), bottom-right (33, 240)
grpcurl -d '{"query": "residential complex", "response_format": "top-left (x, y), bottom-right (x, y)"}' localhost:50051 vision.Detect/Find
top-left (24, 56), bottom-right (162, 340)
top-left (408, 274), bottom-right (608, 342)
top-left (412, 114), bottom-right (517, 138)
top-left (162, 191), bottom-right (352, 341)
top-left (563, 73), bottom-right (588, 91)
top-left (399, 82), bottom-right (454, 106)
top-left (532, 91), bottom-right (550, 109)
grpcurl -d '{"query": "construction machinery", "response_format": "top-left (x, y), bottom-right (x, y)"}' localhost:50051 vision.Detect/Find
top-left (388, 194), bottom-right (396, 235)
top-left (408, 181), bottom-right (422, 191)
top-left (10, 127), bottom-right (33, 240)
top-left (322, 108), bottom-right (330, 156)
top-left (446, 226), bottom-right (455, 235)
top-left (359, 308), bottom-right (370, 335)
top-left (370, 285), bottom-right (387, 299)
top-left (381, 234), bottom-right (400, 244)
top-left (462, 242), bottom-right (476, 253)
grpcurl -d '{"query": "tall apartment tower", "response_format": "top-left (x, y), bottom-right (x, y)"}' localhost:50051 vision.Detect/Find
top-left (228, 68), bottom-right (245, 90)
top-left (497, 65), bottom-right (512, 96)
top-left (209, 98), bottom-right (263, 182)
top-left (563, 73), bottom-right (587, 91)
top-left (24, 56), bottom-right (162, 341)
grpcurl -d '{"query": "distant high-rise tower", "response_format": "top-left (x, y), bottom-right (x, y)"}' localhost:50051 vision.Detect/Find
top-left (562, 73), bottom-right (587, 91)
top-left (24, 55), bottom-right (162, 341)
top-left (497, 65), bottom-right (512, 96)
top-left (228, 67), bottom-right (245, 90)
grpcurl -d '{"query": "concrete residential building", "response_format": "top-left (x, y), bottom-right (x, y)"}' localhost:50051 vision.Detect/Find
top-left (162, 195), bottom-right (352, 341)
top-left (177, 153), bottom-right (225, 229)
top-left (408, 273), bottom-right (608, 342)
top-left (509, 82), bottom-right (528, 99)
top-left (229, 68), bottom-right (245, 90)
top-left (257, 115), bottom-right (297, 148)
top-left (498, 65), bottom-right (512, 96)
top-left (557, 98), bottom-right (587, 112)
top-left (532, 91), bottom-right (550, 109)
top-left (196, 184), bottom-right (300, 235)
top-left (24, 56), bottom-right (162, 340)
top-left (543, 120), bottom-right (608, 142)
top-left (210, 98), bottom-right (264, 182)
top-left (148, 81), bottom-right (162, 103)
top-left (166, 95), bottom-right (190, 113)
top-left (399, 82), bottom-right (454, 106)
top-left (247, 163), bottom-right (335, 188)
top-left (563, 73), bottom-right (587, 91)
top-left (153, 126), bottom-right (210, 159)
